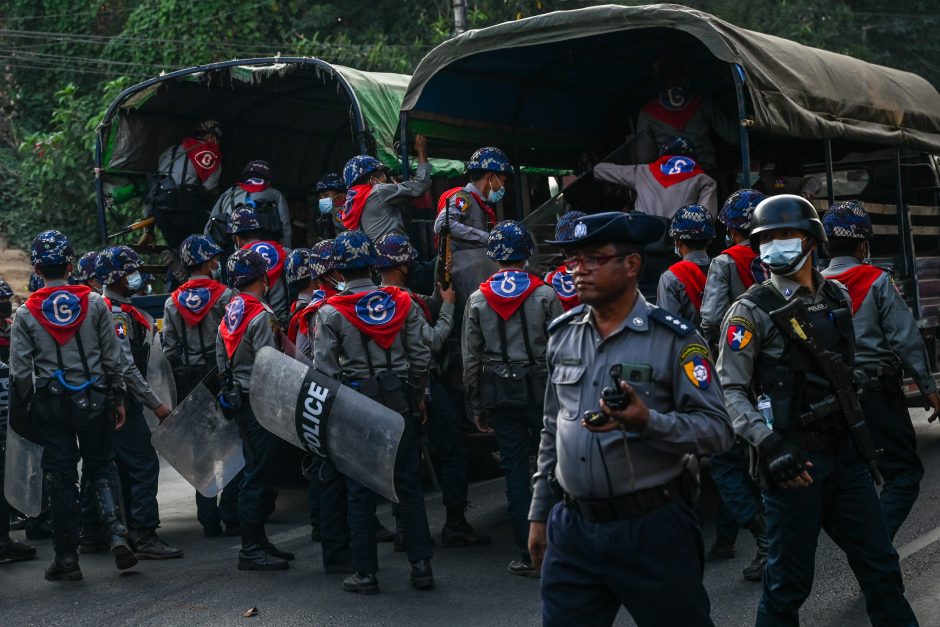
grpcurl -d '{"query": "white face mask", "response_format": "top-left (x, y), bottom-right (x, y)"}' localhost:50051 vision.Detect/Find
top-left (759, 237), bottom-right (809, 275)
top-left (862, 242), bottom-right (871, 265)
top-left (126, 271), bottom-right (143, 291)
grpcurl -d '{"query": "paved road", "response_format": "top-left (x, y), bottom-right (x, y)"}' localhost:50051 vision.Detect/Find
top-left (4, 409), bottom-right (940, 626)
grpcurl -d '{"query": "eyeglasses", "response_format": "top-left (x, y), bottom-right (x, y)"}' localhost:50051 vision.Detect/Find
top-left (562, 253), bottom-right (627, 271)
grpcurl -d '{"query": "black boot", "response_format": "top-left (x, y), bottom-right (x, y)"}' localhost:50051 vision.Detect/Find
top-left (25, 514), bottom-right (53, 540)
top-left (44, 552), bottom-right (82, 581)
top-left (441, 505), bottom-right (491, 547)
top-left (742, 514), bottom-right (768, 582)
top-left (343, 572), bottom-right (379, 594)
top-left (135, 529), bottom-right (184, 560)
top-left (238, 524), bottom-right (288, 571)
top-left (409, 559), bottom-right (434, 590)
top-left (45, 473), bottom-right (82, 581)
top-left (260, 529), bottom-right (295, 561)
top-left (93, 476), bottom-right (138, 570)
top-left (0, 538), bottom-right (37, 563)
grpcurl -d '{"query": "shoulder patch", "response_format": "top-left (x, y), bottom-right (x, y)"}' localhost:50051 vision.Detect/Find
top-left (681, 353), bottom-right (713, 390)
top-left (679, 343), bottom-right (710, 362)
top-left (450, 191), bottom-right (473, 213)
top-left (648, 307), bottom-right (696, 336)
top-left (727, 315), bottom-right (755, 334)
top-left (547, 304), bottom-right (587, 334)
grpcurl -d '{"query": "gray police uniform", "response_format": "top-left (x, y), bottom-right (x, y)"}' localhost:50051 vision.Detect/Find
top-left (357, 163), bottom-right (432, 244)
top-left (433, 183), bottom-right (499, 309)
top-left (156, 143), bottom-right (221, 194)
top-left (532, 295), bottom-right (733, 626)
top-left (699, 242), bottom-right (755, 345)
top-left (593, 162), bottom-right (718, 219)
top-left (208, 185), bottom-right (292, 248)
top-left (163, 276), bottom-right (235, 377)
top-left (823, 256), bottom-right (935, 539)
top-left (239, 239), bottom-right (290, 326)
top-left (386, 286), bottom-right (454, 355)
top-left (716, 270), bottom-right (916, 625)
top-left (636, 98), bottom-right (739, 171)
top-left (656, 250), bottom-right (710, 326)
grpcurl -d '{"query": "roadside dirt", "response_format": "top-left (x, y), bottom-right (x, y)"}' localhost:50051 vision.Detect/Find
top-left (0, 234), bottom-right (34, 302)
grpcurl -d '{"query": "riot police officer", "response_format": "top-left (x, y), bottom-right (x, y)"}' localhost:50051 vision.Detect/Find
top-left (716, 195), bottom-right (917, 625)
top-left (284, 248), bottom-right (313, 346)
top-left (821, 200), bottom-right (940, 540)
top-left (215, 248), bottom-right (294, 571)
top-left (227, 205), bottom-right (291, 326)
top-left (96, 246), bottom-right (182, 560)
top-left (543, 211), bottom-right (585, 312)
top-left (207, 159), bottom-right (292, 248)
top-left (312, 173), bottom-right (347, 241)
top-left (528, 212), bottom-right (733, 626)
top-left (73, 252), bottom-right (102, 294)
top-left (312, 230), bottom-right (434, 594)
top-left (463, 221), bottom-right (563, 576)
top-left (295, 239), bottom-right (340, 361)
top-left (657, 204), bottom-right (715, 326)
top-left (10, 231), bottom-right (135, 580)
top-left (163, 234), bottom-right (239, 537)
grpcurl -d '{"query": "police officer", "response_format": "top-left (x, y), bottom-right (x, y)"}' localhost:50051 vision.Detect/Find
top-left (543, 211), bottom-right (585, 312)
top-left (594, 137), bottom-right (718, 219)
top-left (463, 221), bottom-right (563, 576)
top-left (528, 212), bottom-right (733, 625)
top-left (285, 248), bottom-right (313, 346)
top-left (312, 230), bottom-right (434, 594)
top-left (216, 248), bottom-right (294, 571)
top-left (657, 204), bottom-right (714, 326)
top-left (10, 231), bottom-right (136, 580)
top-left (207, 159), bottom-right (292, 248)
top-left (312, 173), bottom-right (347, 241)
top-left (295, 239), bottom-right (340, 361)
top-left (163, 234), bottom-right (239, 538)
top-left (717, 195), bottom-right (917, 625)
top-left (338, 136), bottom-right (430, 243)
top-left (434, 146), bottom-right (513, 313)
top-left (73, 252), bottom-right (102, 294)
top-left (96, 246), bottom-right (182, 560)
top-left (227, 204), bottom-right (291, 326)
top-left (822, 200), bottom-right (940, 540)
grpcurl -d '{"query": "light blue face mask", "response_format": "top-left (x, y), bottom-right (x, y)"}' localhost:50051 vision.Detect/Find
top-left (674, 245), bottom-right (681, 257)
top-left (487, 178), bottom-right (506, 204)
top-left (759, 237), bottom-right (809, 275)
top-left (126, 271), bottom-right (143, 291)
top-left (318, 197), bottom-right (334, 215)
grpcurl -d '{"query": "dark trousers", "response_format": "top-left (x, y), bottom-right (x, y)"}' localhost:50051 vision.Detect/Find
top-left (112, 403), bottom-right (161, 531)
top-left (196, 471), bottom-right (242, 530)
top-left (490, 404), bottom-right (542, 557)
top-left (758, 443), bottom-right (915, 626)
top-left (347, 413), bottom-right (432, 573)
top-left (308, 479), bottom-right (321, 528)
top-left (542, 499), bottom-right (712, 627)
top-left (312, 459), bottom-right (351, 568)
top-left (711, 440), bottom-right (761, 530)
top-left (861, 386), bottom-right (924, 541)
top-left (423, 381), bottom-right (468, 507)
top-left (236, 398), bottom-right (279, 526)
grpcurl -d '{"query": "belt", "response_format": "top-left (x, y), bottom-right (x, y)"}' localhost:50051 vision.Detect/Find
top-left (778, 429), bottom-right (848, 454)
top-left (563, 476), bottom-right (681, 524)
top-left (861, 364), bottom-right (902, 391)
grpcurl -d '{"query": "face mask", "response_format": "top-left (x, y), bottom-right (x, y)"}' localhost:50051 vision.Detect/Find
top-left (673, 245), bottom-right (681, 257)
top-left (318, 197), bottom-right (334, 215)
top-left (335, 281), bottom-right (347, 292)
top-left (211, 263), bottom-right (222, 281)
top-left (759, 237), bottom-right (810, 275)
top-left (862, 242), bottom-right (871, 265)
top-left (0, 301), bottom-right (11, 318)
top-left (725, 233), bottom-right (735, 247)
top-left (126, 271), bottom-right (143, 291)
top-left (487, 177), bottom-right (506, 204)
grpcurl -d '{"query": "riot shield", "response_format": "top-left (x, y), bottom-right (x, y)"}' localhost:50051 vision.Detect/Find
top-left (144, 332), bottom-right (177, 430)
top-left (151, 370), bottom-right (244, 498)
top-left (2, 367), bottom-right (44, 516)
top-left (249, 346), bottom-right (404, 503)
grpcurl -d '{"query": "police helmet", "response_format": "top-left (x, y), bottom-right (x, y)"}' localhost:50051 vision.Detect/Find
top-left (719, 189), bottom-right (766, 233)
top-left (555, 211), bottom-right (587, 242)
top-left (30, 230), bottom-right (74, 267)
top-left (227, 204), bottom-right (262, 235)
top-left (749, 194), bottom-right (827, 252)
top-left (487, 220), bottom-right (535, 262)
top-left (226, 248), bottom-right (269, 288)
top-left (180, 235), bottom-right (223, 267)
top-left (73, 252), bottom-right (100, 283)
top-left (331, 230), bottom-right (375, 270)
top-left (285, 248), bottom-right (312, 284)
top-left (309, 239), bottom-right (335, 279)
top-left (242, 159), bottom-right (272, 182)
top-left (343, 156), bottom-right (386, 188)
top-left (374, 233), bottom-right (419, 269)
top-left (658, 136), bottom-right (696, 159)
top-left (669, 204), bottom-right (715, 241)
top-left (467, 147), bottom-right (514, 175)
top-left (822, 200), bottom-right (873, 240)
top-left (95, 245), bottom-right (143, 286)
top-left (315, 173), bottom-right (346, 194)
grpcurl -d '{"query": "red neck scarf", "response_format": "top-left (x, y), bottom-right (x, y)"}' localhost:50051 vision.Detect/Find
top-left (826, 264), bottom-right (884, 314)
top-left (648, 155), bottom-right (705, 188)
top-left (219, 293), bottom-right (267, 358)
top-left (641, 95), bottom-right (702, 131)
top-left (242, 240), bottom-right (287, 286)
top-left (410, 292), bottom-right (432, 322)
top-left (180, 137), bottom-right (221, 182)
top-left (479, 270), bottom-right (544, 320)
top-left (669, 260), bottom-right (708, 312)
top-left (544, 266), bottom-right (580, 311)
top-left (437, 186), bottom-right (498, 228)
top-left (339, 184), bottom-right (374, 230)
top-left (238, 181), bottom-right (269, 194)
top-left (171, 278), bottom-right (227, 327)
top-left (721, 245), bottom-right (760, 290)
top-left (25, 285), bottom-right (92, 345)
top-left (328, 287), bottom-right (412, 350)
top-left (104, 297), bottom-right (152, 332)
top-left (294, 288), bottom-right (337, 339)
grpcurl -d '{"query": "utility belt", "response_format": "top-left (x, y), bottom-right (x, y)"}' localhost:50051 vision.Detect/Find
top-left (345, 331), bottom-right (413, 415)
top-left (481, 305), bottom-right (546, 412)
top-left (175, 320), bottom-right (214, 391)
top-left (562, 476), bottom-right (683, 524)
top-left (859, 363), bottom-right (902, 392)
top-left (36, 377), bottom-right (108, 413)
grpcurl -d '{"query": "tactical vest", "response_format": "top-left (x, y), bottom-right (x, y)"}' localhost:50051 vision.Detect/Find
top-left (740, 280), bottom-right (855, 432)
top-left (126, 314), bottom-right (151, 380)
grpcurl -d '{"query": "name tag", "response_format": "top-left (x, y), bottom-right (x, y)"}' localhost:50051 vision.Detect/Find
top-left (560, 356), bottom-right (582, 366)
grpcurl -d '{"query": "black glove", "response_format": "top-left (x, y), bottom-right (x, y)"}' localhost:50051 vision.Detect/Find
top-left (758, 432), bottom-right (809, 484)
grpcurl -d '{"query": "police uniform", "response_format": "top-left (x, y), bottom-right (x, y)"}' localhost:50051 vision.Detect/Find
top-left (716, 195), bottom-right (915, 625)
top-left (312, 230), bottom-right (433, 592)
top-left (657, 204), bottom-right (716, 327)
top-left (227, 205), bottom-right (292, 326)
top-left (531, 213), bottom-right (733, 626)
top-left (339, 155), bottom-right (431, 243)
top-left (657, 250), bottom-right (710, 324)
top-left (207, 160), bottom-right (292, 248)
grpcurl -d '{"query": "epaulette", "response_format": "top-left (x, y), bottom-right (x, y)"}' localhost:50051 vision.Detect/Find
top-left (648, 306), bottom-right (696, 337)
top-left (547, 304), bottom-right (587, 335)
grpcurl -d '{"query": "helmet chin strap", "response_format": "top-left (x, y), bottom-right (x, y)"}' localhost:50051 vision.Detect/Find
top-left (770, 247), bottom-right (813, 277)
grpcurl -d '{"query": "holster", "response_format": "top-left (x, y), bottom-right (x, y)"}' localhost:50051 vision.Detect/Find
top-left (481, 362), bottom-right (529, 411)
top-left (347, 371), bottom-right (410, 415)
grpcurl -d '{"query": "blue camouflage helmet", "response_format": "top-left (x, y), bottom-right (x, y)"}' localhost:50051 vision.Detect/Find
top-left (30, 230), bottom-right (74, 266)
top-left (179, 234), bottom-right (223, 267)
top-left (227, 204), bottom-right (262, 235)
top-left (669, 204), bottom-right (716, 240)
top-left (28, 273), bottom-right (45, 292)
top-left (658, 136), bottom-right (696, 159)
top-left (0, 279), bottom-right (13, 298)
top-left (225, 248), bottom-right (269, 288)
top-left (487, 220), bottom-right (535, 261)
top-left (315, 173), bottom-right (347, 193)
top-left (467, 147), bottom-right (514, 174)
top-left (374, 233), bottom-right (419, 269)
top-left (285, 248), bottom-right (312, 284)
top-left (95, 245), bottom-right (142, 286)
top-left (309, 239), bottom-right (335, 279)
top-left (719, 188), bottom-right (767, 233)
top-left (331, 230), bottom-right (375, 270)
top-left (555, 210), bottom-right (587, 241)
top-left (343, 155), bottom-right (386, 188)
top-left (823, 200), bottom-right (873, 240)
top-left (74, 252), bottom-right (100, 283)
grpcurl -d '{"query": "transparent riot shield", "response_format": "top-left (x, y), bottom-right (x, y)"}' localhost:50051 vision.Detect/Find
top-left (1, 365), bottom-right (44, 516)
top-left (144, 332), bottom-right (177, 430)
top-left (249, 346), bottom-right (404, 503)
